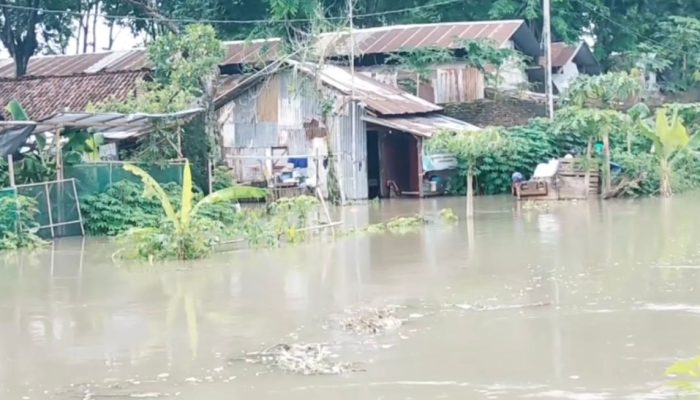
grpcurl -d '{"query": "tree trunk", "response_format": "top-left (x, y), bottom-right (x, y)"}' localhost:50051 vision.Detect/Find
top-left (91, 2), bottom-right (99, 53)
top-left (107, 21), bottom-right (115, 50)
top-left (660, 158), bottom-right (673, 197)
top-left (82, 6), bottom-right (90, 53)
top-left (584, 137), bottom-right (593, 198)
top-left (202, 71), bottom-right (220, 161)
top-left (466, 165), bottom-right (474, 218)
top-left (14, 56), bottom-right (30, 78)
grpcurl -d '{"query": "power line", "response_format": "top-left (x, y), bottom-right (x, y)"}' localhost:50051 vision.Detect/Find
top-left (570, 0), bottom-right (665, 48)
top-left (0, 0), bottom-right (463, 25)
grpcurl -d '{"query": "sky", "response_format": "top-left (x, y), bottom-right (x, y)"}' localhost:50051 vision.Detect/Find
top-left (0, 17), bottom-right (142, 59)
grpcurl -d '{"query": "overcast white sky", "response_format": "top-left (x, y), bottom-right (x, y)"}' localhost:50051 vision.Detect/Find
top-left (0, 17), bottom-right (142, 59)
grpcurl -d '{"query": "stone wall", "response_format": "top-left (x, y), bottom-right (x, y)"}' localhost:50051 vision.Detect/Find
top-left (442, 97), bottom-right (547, 128)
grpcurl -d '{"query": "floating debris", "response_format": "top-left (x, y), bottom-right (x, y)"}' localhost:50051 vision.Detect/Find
top-left (240, 343), bottom-right (354, 375)
top-left (439, 208), bottom-right (459, 223)
top-left (453, 302), bottom-right (551, 311)
top-left (340, 307), bottom-right (403, 335)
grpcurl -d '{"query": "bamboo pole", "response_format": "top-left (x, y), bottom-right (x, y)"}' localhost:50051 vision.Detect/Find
top-left (7, 154), bottom-right (15, 187)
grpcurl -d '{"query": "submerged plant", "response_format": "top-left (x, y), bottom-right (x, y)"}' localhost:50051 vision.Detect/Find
top-left (641, 109), bottom-right (692, 197)
top-left (229, 195), bottom-right (322, 247)
top-left (118, 160), bottom-right (266, 261)
top-left (667, 355), bottom-right (700, 395)
top-left (0, 194), bottom-right (45, 250)
top-left (439, 208), bottom-right (458, 223)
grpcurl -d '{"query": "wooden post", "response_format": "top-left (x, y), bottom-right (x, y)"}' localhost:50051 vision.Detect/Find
top-left (417, 137), bottom-right (424, 198)
top-left (7, 154), bottom-right (15, 187)
top-left (71, 178), bottom-right (85, 236)
top-left (44, 184), bottom-right (56, 238)
top-left (466, 165), bottom-right (474, 218)
top-left (584, 137), bottom-right (593, 198)
top-left (177, 123), bottom-right (183, 158)
top-left (207, 159), bottom-right (213, 194)
top-left (55, 127), bottom-right (64, 180)
top-left (602, 132), bottom-right (611, 196)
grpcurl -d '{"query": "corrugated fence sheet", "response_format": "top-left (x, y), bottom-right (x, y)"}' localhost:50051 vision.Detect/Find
top-left (330, 101), bottom-right (368, 200)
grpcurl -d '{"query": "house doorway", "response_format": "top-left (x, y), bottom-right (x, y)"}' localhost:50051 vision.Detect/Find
top-left (382, 132), bottom-right (418, 196)
top-left (366, 127), bottom-right (421, 198)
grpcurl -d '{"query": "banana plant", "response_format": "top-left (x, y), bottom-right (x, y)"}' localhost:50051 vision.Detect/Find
top-left (4, 100), bottom-right (54, 183)
top-left (641, 109), bottom-right (691, 197)
top-left (123, 159), bottom-right (267, 260)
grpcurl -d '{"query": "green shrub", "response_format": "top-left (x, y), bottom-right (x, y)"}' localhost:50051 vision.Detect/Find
top-left (0, 194), bottom-right (45, 250)
top-left (444, 118), bottom-right (585, 195)
top-left (612, 151), bottom-right (660, 197)
top-left (212, 164), bottom-right (236, 191)
top-left (81, 180), bottom-right (176, 235)
top-left (81, 180), bottom-right (239, 236)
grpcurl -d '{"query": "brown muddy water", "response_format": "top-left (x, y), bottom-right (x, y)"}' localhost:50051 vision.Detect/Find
top-left (2, 195), bottom-right (700, 399)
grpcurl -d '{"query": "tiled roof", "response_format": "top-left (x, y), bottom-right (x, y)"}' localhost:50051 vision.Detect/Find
top-left (0, 71), bottom-right (146, 119)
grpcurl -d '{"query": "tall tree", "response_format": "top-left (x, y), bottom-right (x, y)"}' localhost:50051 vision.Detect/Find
top-left (0, 0), bottom-right (78, 76)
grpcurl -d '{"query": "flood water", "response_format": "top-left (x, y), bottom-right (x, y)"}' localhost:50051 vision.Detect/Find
top-left (2, 195), bottom-right (700, 399)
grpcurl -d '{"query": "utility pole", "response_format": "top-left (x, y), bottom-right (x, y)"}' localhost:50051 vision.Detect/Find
top-left (543, 0), bottom-right (554, 119)
top-left (349, 0), bottom-right (358, 201)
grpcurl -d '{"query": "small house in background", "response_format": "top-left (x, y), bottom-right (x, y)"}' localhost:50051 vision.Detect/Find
top-left (316, 20), bottom-right (542, 104)
top-left (529, 42), bottom-right (602, 94)
top-left (217, 61), bottom-right (478, 200)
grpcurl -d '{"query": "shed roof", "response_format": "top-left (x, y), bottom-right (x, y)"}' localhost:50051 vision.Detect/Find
top-left (0, 71), bottom-right (147, 119)
top-left (363, 113), bottom-right (480, 137)
top-left (0, 109), bottom-right (203, 141)
top-left (540, 42), bottom-right (601, 72)
top-left (290, 61), bottom-right (441, 116)
top-left (317, 19), bottom-right (541, 58)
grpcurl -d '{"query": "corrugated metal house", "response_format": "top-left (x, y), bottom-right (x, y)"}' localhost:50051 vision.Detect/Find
top-left (218, 61), bottom-right (478, 200)
top-left (316, 20), bottom-right (542, 104)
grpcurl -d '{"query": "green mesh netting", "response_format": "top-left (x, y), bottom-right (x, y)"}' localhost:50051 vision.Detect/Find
top-left (64, 162), bottom-right (185, 198)
top-left (0, 162), bottom-right (185, 238)
top-left (15, 180), bottom-right (82, 238)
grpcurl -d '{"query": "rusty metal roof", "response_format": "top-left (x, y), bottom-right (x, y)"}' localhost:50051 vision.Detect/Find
top-left (363, 114), bottom-right (480, 137)
top-left (551, 42), bottom-right (579, 67)
top-left (0, 40), bottom-right (281, 79)
top-left (317, 20), bottom-right (539, 57)
top-left (0, 20), bottom-right (536, 79)
top-left (290, 60), bottom-right (441, 116)
top-left (539, 42), bottom-right (580, 68)
top-left (222, 39), bottom-right (281, 65)
top-left (539, 42), bottom-right (600, 71)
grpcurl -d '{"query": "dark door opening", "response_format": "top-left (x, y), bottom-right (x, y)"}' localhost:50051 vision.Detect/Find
top-left (367, 130), bottom-right (380, 199)
top-left (382, 133), bottom-right (418, 195)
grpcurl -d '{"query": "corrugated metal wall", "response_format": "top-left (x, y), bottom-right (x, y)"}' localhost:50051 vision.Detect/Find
top-left (330, 101), bottom-right (368, 200)
top-left (220, 70), bottom-right (370, 200)
top-left (357, 64), bottom-right (485, 104)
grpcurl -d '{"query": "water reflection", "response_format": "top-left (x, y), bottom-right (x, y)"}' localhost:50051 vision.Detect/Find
top-left (1, 195), bottom-right (700, 399)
